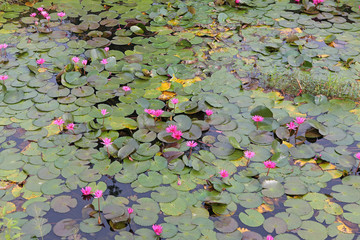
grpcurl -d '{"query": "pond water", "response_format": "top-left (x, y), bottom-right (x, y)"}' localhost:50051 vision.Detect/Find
top-left (0, 0), bottom-right (360, 240)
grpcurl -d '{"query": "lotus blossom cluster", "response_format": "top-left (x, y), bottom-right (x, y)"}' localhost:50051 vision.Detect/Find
top-left (144, 109), bottom-right (164, 117)
top-left (286, 117), bottom-right (305, 130)
top-left (81, 186), bottom-right (103, 198)
top-left (165, 125), bottom-right (183, 140)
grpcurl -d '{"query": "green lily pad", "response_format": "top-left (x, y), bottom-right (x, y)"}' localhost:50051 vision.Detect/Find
top-left (239, 209), bottom-right (264, 227)
top-left (151, 186), bottom-right (177, 203)
top-left (160, 198), bottom-right (187, 216)
top-left (298, 221), bottom-right (327, 240)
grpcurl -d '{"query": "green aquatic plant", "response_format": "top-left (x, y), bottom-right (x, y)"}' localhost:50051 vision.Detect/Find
top-left (0, 208), bottom-right (23, 240)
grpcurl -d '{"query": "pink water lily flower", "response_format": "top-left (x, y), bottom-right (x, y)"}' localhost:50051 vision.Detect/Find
top-left (264, 160), bottom-right (276, 169)
top-left (172, 130), bottom-right (183, 140)
top-left (286, 121), bottom-right (297, 130)
top-left (46, 16), bottom-right (51, 21)
top-left (153, 110), bottom-right (164, 117)
top-left (128, 207), bottom-right (133, 214)
top-left (0, 75), bottom-right (8, 81)
top-left (152, 225), bottom-right (163, 236)
top-left (41, 11), bottom-right (49, 17)
top-left (57, 12), bottom-right (66, 18)
top-left (36, 58), bottom-right (45, 65)
top-left (171, 98), bottom-right (179, 105)
top-left (144, 109), bottom-right (154, 115)
top-left (122, 86), bottom-right (131, 92)
top-left (313, 0), bottom-right (324, 5)
top-left (37, 7), bottom-right (44, 11)
top-left (295, 117), bottom-right (306, 125)
top-left (72, 56), bottom-right (79, 63)
top-left (187, 141), bottom-right (197, 147)
top-left (53, 118), bottom-right (65, 126)
top-left (166, 125), bottom-right (177, 133)
top-left (356, 152), bottom-right (360, 160)
top-left (101, 109), bottom-right (108, 116)
top-left (252, 115), bottom-right (264, 122)
top-left (244, 151), bottom-right (255, 159)
top-left (267, 235), bottom-right (274, 240)
top-left (101, 58), bottom-right (108, 65)
top-left (30, 13), bottom-right (36, 17)
top-left (264, 160), bottom-right (276, 176)
top-left (66, 123), bottom-right (74, 130)
top-left (205, 109), bottom-right (213, 116)
top-left (219, 169), bottom-right (229, 178)
top-left (82, 60), bottom-right (88, 65)
top-left (81, 186), bottom-right (92, 195)
top-left (104, 47), bottom-right (109, 52)
top-left (94, 190), bottom-right (103, 199)
top-left (235, 0), bottom-right (240, 3)
top-left (101, 138), bottom-right (113, 147)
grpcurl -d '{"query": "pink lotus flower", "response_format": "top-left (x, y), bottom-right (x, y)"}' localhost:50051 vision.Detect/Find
top-left (166, 125), bottom-right (177, 133)
top-left (172, 130), bottom-right (183, 140)
top-left (81, 186), bottom-right (92, 195)
top-left (57, 12), bottom-right (66, 18)
top-left (30, 13), bottom-right (36, 17)
top-left (66, 123), bottom-right (75, 130)
top-left (128, 207), bottom-right (133, 214)
top-left (356, 152), bottom-right (360, 160)
top-left (235, 0), bottom-right (240, 3)
top-left (171, 98), bottom-right (179, 105)
top-left (219, 169), bottom-right (229, 178)
top-left (101, 58), bottom-right (108, 65)
top-left (53, 118), bottom-right (65, 126)
top-left (286, 121), bottom-right (297, 130)
top-left (205, 109), bottom-right (213, 116)
top-left (104, 47), bottom-right (109, 52)
top-left (37, 7), bottom-right (44, 11)
top-left (187, 141), bottom-right (197, 147)
top-left (72, 57), bottom-right (79, 63)
top-left (295, 0), bottom-right (300, 2)
top-left (122, 86), bottom-right (131, 92)
top-left (264, 160), bottom-right (276, 169)
top-left (244, 151), bottom-right (255, 159)
top-left (267, 235), bottom-right (274, 240)
top-left (252, 115), bottom-right (264, 122)
top-left (152, 225), bottom-right (163, 236)
top-left (153, 110), bottom-right (164, 117)
top-left (94, 190), bottom-right (103, 198)
top-left (295, 117), bottom-right (306, 125)
top-left (82, 60), bottom-right (87, 65)
top-left (101, 109), bottom-right (108, 116)
top-left (36, 58), bottom-right (45, 65)
top-left (101, 138), bottom-right (113, 147)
